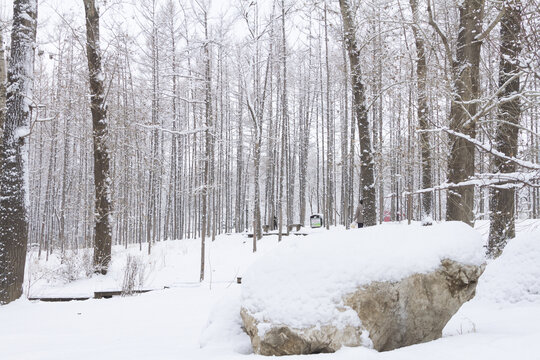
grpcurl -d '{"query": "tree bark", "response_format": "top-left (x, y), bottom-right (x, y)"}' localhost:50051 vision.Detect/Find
top-left (488, 0), bottom-right (522, 257)
top-left (409, 0), bottom-right (432, 219)
top-left (278, 0), bottom-right (288, 241)
top-left (0, 30), bottom-right (6, 140)
top-left (83, 0), bottom-right (113, 274)
top-left (442, 0), bottom-right (485, 225)
top-left (0, 0), bottom-right (37, 304)
top-left (339, 0), bottom-right (376, 226)
top-left (201, 10), bottom-right (212, 282)
top-left (324, 3), bottom-right (334, 228)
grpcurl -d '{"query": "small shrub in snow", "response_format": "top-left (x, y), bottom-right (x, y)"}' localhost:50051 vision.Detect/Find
top-left (59, 249), bottom-right (94, 282)
top-left (122, 254), bottom-right (145, 295)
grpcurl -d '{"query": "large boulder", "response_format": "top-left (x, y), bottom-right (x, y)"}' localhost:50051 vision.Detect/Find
top-left (241, 259), bottom-right (483, 355)
top-left (240, 223), bottom-right (486, 356)
top-left (344, 259), bottom-right (484, 351)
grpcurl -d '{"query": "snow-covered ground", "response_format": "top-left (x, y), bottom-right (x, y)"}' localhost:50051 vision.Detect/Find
top-left (1, 221), bottom-right (539, 360)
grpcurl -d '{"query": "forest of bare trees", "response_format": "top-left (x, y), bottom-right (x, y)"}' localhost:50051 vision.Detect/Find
top-left (0, 0), bottom-right (539, 304)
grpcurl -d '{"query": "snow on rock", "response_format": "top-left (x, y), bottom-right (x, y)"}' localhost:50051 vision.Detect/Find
top-left (241, 222), bottom-right (485, 334)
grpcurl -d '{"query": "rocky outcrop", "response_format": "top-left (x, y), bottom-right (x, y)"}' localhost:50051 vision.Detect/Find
top-left (241, 259), bottom-right (484, 355)
top-left (240, 308), bottom-right (365, 355)
top-left (344, 259), bottom-right (484, 351)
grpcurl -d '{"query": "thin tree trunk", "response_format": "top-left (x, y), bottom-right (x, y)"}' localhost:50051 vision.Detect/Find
top-left (324, 3), bottom-right (333, 229)
top-left (410, 0), bottom-right (433, 219)
top-left (200, 11), bottom-right (211, 282)
top-left (278, 0), bottom-right (287, 241)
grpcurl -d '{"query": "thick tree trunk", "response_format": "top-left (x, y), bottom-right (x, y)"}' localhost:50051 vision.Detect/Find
top-left (0, 30), bottom-right (6, 139)
top-left (410, 0), bottom-right (432, 219)
top-left (339, 0), bottom-right (376, 226)
top-left (445, 0), bottom-right (484, 225)
top-left (83, 0), bottom-right (113, 274)
top-left (488, 0), bottom-right (522, 257)
top-left (0, 0), bottom-right (37, 305)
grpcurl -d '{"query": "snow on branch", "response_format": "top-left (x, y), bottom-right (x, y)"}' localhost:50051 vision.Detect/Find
top-left (134, 123), bottom-right (208, 136)
top-left (403, 171), bottom-right (540, 198)
top-left (418, 127), bottom-right (540, 171)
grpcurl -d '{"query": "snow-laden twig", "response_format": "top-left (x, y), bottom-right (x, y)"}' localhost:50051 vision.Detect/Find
top-left (402, 171), bottom-right (540, 197)
top-left (418, 127), bottom-right (540, 171)
top-left (134, 123), bottom-right (208, 136)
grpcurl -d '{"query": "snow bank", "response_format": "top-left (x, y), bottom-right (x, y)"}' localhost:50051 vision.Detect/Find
top-left (475, 230), bottom-right (540, 304)
top-left (241, 222), bottom-right (485, 333)
top-left (444, 229), bottom-right (540, 339)
top-left (199, 287), bottom-right (252, 354)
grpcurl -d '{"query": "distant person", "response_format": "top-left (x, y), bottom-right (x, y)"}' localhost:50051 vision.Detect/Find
top-left (355, 199), bottom-right (364, 228)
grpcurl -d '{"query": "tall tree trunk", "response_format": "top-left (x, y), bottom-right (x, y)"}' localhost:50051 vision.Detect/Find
top-left (0, 0), bottom-right (37, 305)
top-left (83, 0), bottom-right (113, 274)
top-left (235, 79), bottom-right (244, 233)
top-left (324, 2), bottom-right (334, 228)
top-left (429, 0), bottom-right (485, 225)
top-left (488, 0), bottom-right (522, 257)
top-left (200, 11), bottom-right (211, 282)
top-left (0, 30), bottom-right (6, 140)
top-left (278, 0), bottom-right (288, 241)
top-left (339, 0), bottom-right (376, 226)
top-left (410, 0), bottom-right (432, 219)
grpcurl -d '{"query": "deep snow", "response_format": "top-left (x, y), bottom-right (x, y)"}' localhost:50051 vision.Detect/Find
top-left (0, 221), bottom-right (539, 360)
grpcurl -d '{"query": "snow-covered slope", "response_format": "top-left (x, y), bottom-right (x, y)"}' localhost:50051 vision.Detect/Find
top-left (444, 229), bottom-right (540, 340)
top-left (475, 230), bottom-right (540, 304)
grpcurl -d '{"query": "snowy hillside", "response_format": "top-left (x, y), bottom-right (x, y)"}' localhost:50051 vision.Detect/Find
top-left (1, 223), bottom-right (539, 360)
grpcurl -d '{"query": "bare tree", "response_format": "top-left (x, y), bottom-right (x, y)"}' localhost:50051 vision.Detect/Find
top-left (339, 0), bottom-right (376, 226)
top-left (83, 0), bottom-right (113, 274)
top-left (409, 0), bottom-right (432, 219)
top-left (428, 0), bottom-right (494, 225)
top-left (200, 5), bottom-right (212, 282)
top-left (488, 0), bottom-right (522, 257)
top-left (0, 29), bottom-right (6, 138)
top-left (0, 0), bottom-right (37, 304)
